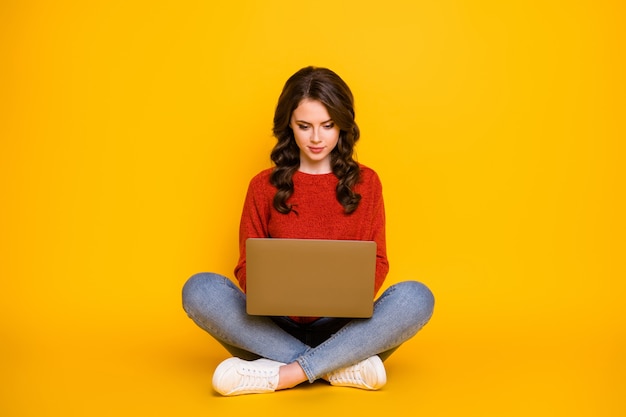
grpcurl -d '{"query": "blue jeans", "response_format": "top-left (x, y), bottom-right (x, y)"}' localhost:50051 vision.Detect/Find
top-left (182, 273), bottom-right (434, 383)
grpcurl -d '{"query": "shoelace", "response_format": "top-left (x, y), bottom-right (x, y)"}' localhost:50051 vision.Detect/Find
top-left (234, 365), bottom-right (278, 390)
top-left (328, 363), bottom-right (365, 385)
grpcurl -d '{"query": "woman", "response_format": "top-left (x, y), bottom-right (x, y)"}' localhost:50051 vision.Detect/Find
top-left (182, 66), bottom-right (434, 396)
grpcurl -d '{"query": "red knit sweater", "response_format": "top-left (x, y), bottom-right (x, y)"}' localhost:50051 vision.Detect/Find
top-left (234, 165), bottom-right (389, 322)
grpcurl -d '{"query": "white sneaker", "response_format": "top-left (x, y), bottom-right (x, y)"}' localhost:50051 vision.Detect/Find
top-left (212, 357), bottom-right (285, 396)
top-left (325, 356), bottom-right (386, 390)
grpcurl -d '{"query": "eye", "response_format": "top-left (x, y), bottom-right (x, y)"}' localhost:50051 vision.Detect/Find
top-left (323, 123), bottom-right (335, 129)
top-left (297, 124), bottom-right (310, 130)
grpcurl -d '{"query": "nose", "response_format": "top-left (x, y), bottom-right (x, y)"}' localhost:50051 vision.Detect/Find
top-left (310, 128), bottom-right (321, 144)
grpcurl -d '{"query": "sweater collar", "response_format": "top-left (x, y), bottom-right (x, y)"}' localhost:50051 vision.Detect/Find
top-left (294, 170), bottom-right (337, 185)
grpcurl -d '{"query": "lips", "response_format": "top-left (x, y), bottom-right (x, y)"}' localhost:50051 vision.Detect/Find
top-left (308, 147), bottom-right (325, 154)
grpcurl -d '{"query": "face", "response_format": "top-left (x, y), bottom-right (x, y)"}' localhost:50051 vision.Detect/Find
top-left (290, 99), bottom-right (341, 174)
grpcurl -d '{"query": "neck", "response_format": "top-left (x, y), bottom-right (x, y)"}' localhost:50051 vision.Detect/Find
top-left (298, 159), bottom-right (332, 175)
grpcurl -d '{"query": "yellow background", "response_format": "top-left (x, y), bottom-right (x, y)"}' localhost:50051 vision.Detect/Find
top-left (1, 0), bottom-right (624, 415)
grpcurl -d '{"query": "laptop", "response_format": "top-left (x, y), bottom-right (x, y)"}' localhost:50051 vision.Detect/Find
top-left (245, 238), bottom-right (377, 318)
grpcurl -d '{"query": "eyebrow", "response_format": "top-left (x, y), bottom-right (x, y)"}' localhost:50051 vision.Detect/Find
top-left (293, 119), bottom-right (334, 125)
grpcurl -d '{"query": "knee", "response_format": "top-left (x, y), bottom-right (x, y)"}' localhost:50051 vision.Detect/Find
top-left (181, 272), bottom-right (223, 314)
top-left (393, 280), bottom-right (435, 324)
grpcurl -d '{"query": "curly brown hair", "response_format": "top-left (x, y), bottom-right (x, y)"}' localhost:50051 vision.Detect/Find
top-left (270, 66), bottom-right (361, 214)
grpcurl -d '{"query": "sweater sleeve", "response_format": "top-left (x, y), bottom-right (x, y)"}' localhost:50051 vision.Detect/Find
top-left (369, 171), bottom-right (390, 296)
top-left (233, 171), bottom-right (272, 292)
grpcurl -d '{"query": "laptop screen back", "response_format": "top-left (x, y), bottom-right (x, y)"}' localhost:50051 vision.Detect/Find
top-left (245, 238), bottom-right (376, 318)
